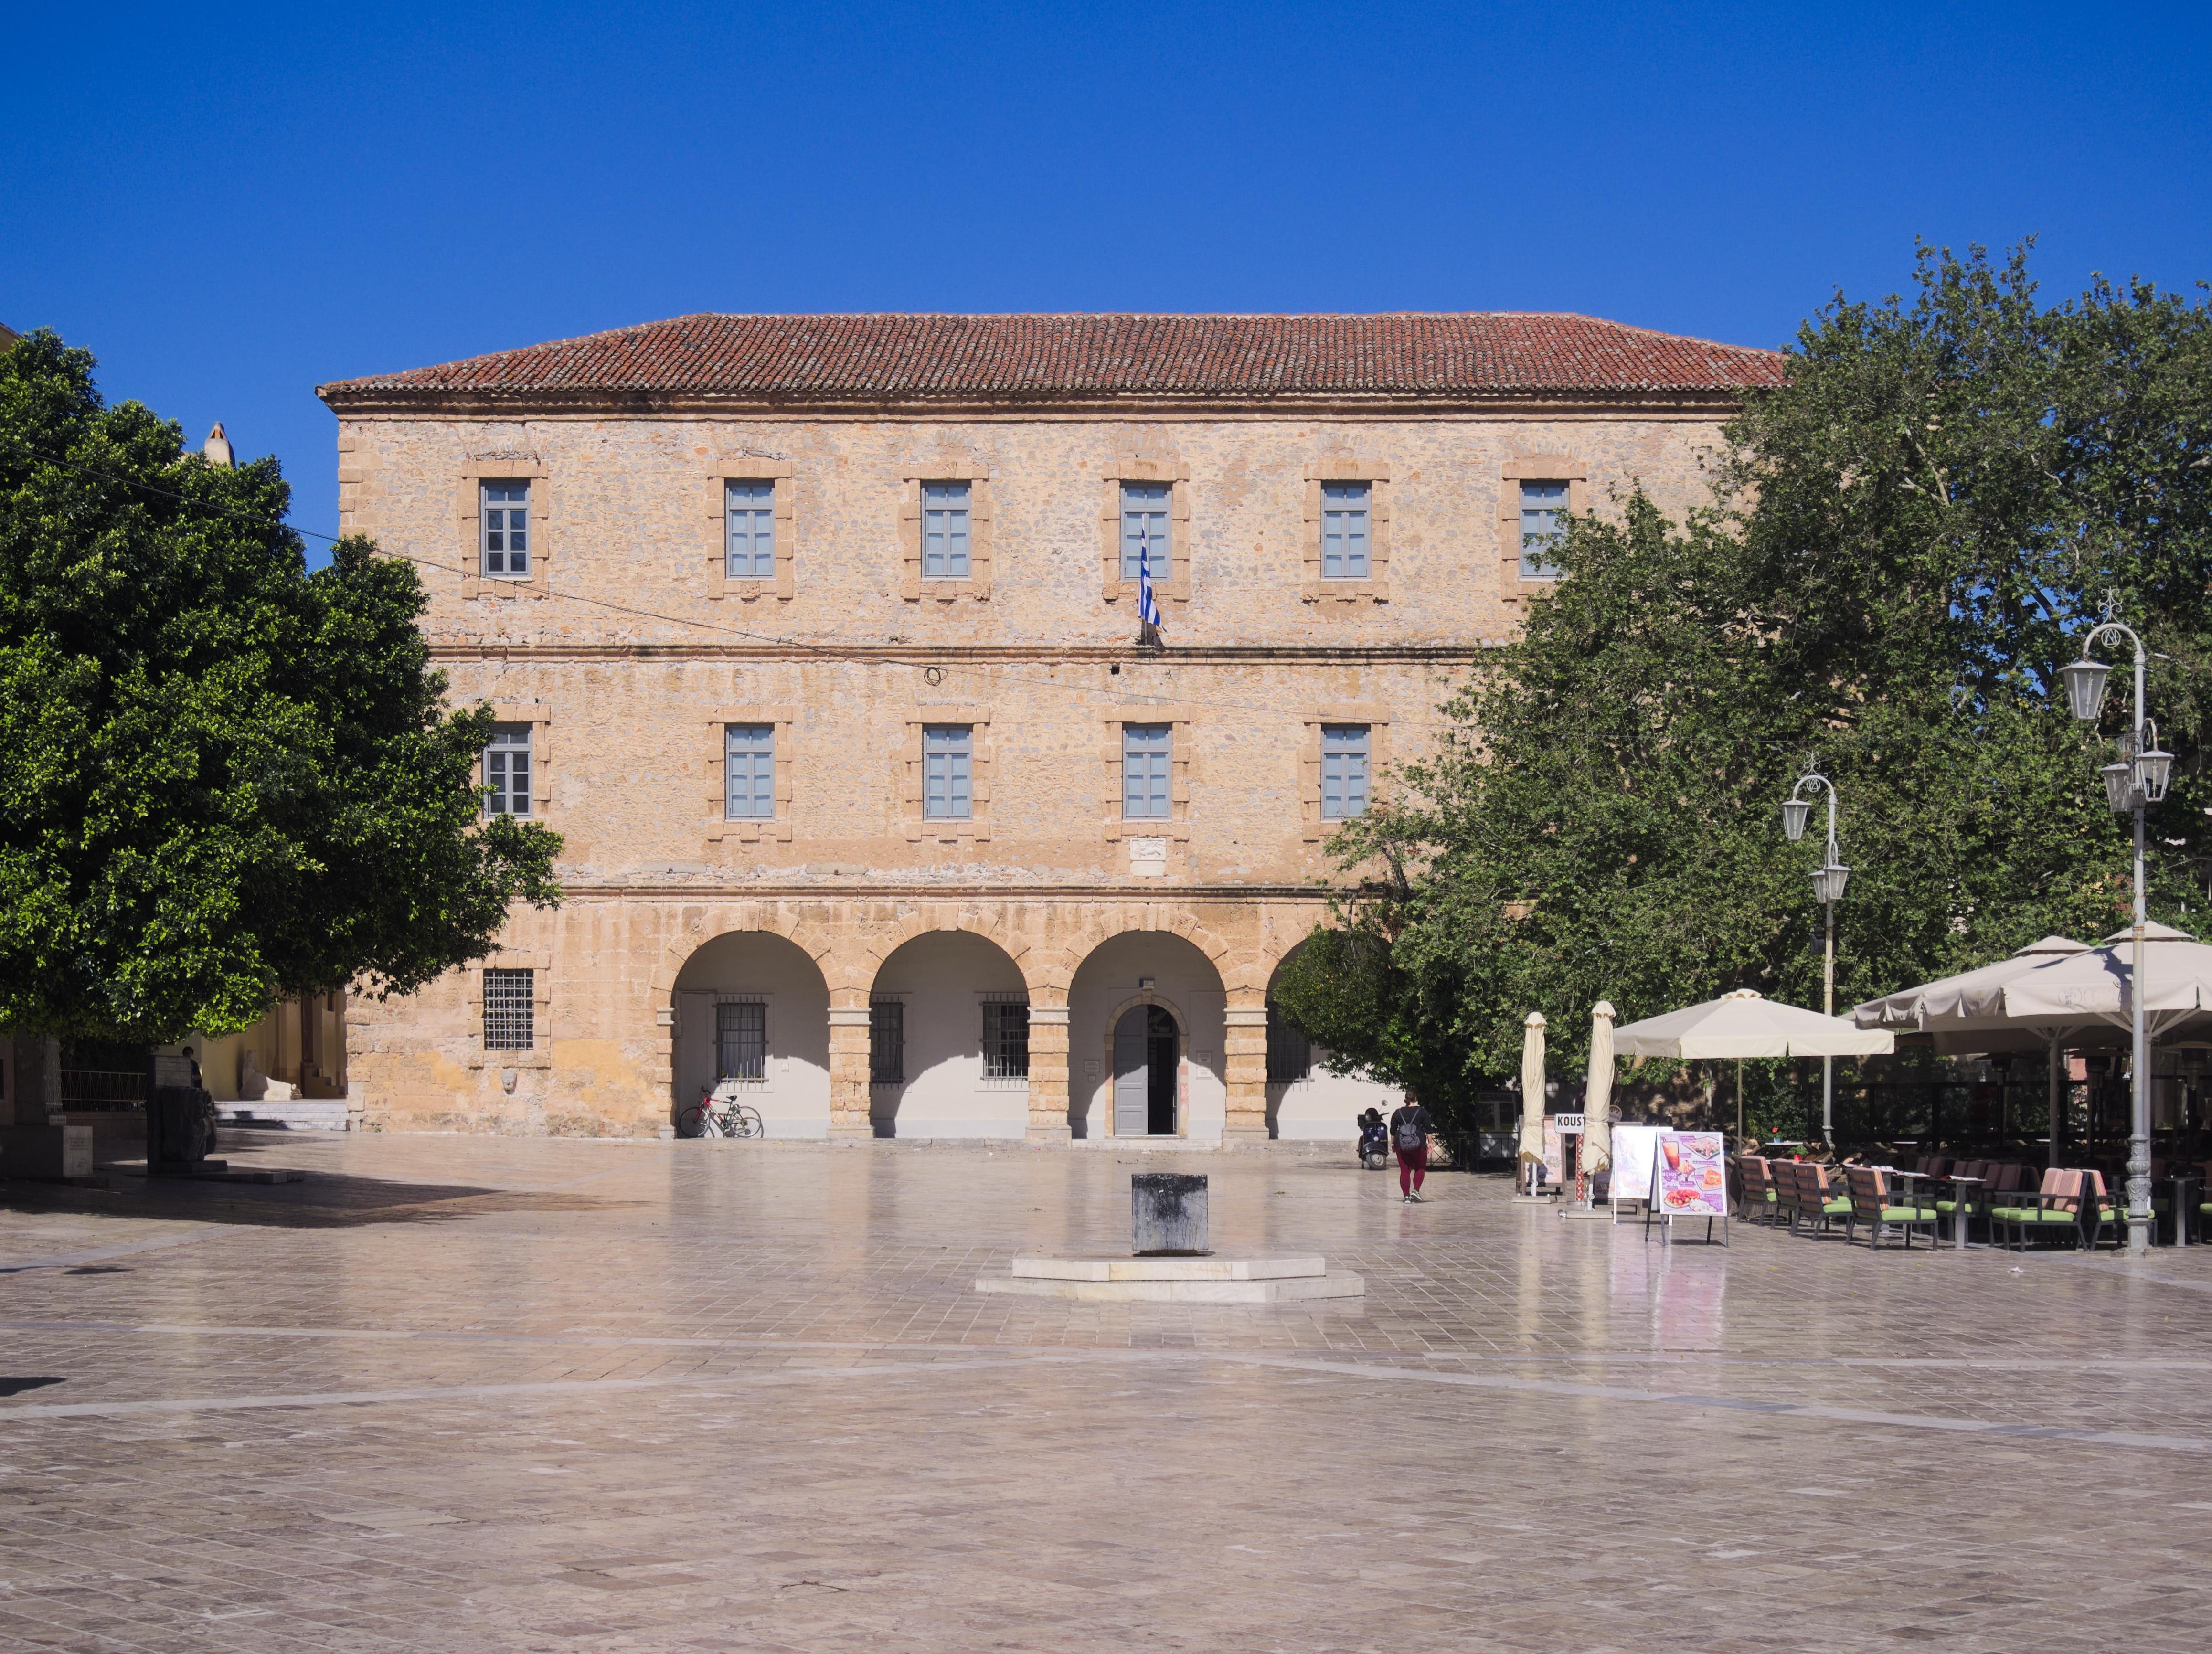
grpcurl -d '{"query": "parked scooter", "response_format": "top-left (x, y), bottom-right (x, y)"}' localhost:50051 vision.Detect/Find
top-left (1357, 1108), bottom-right (1390, 1169)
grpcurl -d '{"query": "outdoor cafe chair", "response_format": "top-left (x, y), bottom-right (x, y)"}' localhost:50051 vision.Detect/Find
top-left (1841, 1165), bottom-right (1939, 1250)
top-left (1933, 1159), bottom-right (1990, 1244)
top-left (1990, 1168), bottom-right (2088, 1251)
top-left (2084, 1170), bottom-right (2126, 1251)
top-left (1737, 1156), bottom-right (1779, 1225)
top-left (1779, 1160), bottom-right (1850, 1237)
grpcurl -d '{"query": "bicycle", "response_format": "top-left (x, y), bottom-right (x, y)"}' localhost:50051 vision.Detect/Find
top-left (679, 1086), bottom-right (764, 1139)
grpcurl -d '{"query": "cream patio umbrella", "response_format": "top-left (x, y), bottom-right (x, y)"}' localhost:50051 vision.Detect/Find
top-left (1517, 1012), bottom-right (1547, 1194)
top-left (1579, 1002), bottom-right (1616, 1206)
top-left (1852, 936), bottom-right (2095, 1166)
top-left (1613, 989), bottom-right (1895, 1143)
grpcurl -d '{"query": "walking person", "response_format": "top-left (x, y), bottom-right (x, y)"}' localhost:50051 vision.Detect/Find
top-left (1391, 1096), bottom-right (1434, 1203)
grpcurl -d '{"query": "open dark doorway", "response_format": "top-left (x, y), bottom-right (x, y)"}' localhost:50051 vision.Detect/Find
top-left (1112, 1004), bottom-right (1180, 1136)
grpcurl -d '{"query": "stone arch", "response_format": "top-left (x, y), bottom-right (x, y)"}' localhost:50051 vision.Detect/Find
top-left (667, 925), bottom-right (835, 1139)
top-left (1065, 927), bottom-right (1231, 1142)
top-left (647, 902), bottom-right (839, 1014)
top-left (864, 925), bottom-right (1035, 1140)
top-left (850, 906), bottom-right (1042, 995)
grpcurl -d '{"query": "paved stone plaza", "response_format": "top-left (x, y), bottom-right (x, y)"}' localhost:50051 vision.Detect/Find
top-left (3, 1134), bottom-right (2210, 1652)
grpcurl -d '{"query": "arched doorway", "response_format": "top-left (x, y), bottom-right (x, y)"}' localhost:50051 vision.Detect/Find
top-left (670, 932), bottom-right (831, 1138)
top-left (1112, 1004), bottom-right (1180, 1136)
top-left (867, 930), bottom-right (1031, 1139)
top-left (1068, 931), bottom-right (1225, 1140)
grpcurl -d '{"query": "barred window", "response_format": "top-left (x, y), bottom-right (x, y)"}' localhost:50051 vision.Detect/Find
top-left (982, 1000), bottom-right (1030, 1080)
top-left (922, 481), bottom-right (971, 578)
top-left (1321, 481), bottom-right (1370, 578)
top-left (483, 969), bottom-right (534, 1050)
top-left (726, 481), bottom-right (776, 578)
top-left (481, 480), bottom-right (530, 577)
top-left (484, 725), bottom-right (532, 817)
top-left (1267, 1000), bottom-right (1312, 1083)
top-left (870, 1001), bottom-right (904, 1084)
top-left (1320, 725), bottom-right (1370, 820)
top-left (716, 999), bottom-right (766, 1082)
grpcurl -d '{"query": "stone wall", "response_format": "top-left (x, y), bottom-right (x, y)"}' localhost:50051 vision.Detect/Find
top-left (333, 400), bottom-right (1732, 1139)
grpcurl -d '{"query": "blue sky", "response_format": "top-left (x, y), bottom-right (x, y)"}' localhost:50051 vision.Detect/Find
top-left (4, 1), bottom-right (2207, 555)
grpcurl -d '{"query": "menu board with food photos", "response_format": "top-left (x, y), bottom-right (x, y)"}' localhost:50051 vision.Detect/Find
top-left (1644, 1130), bottom-right (1730, 1243)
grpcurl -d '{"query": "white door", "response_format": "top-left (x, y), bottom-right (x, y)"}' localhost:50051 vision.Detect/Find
top-left (1113, 1008), bottom-right (1150, 1137)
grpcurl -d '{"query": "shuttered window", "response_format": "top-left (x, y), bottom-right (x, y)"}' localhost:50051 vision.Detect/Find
top-left (922, 481), bottom-right (971, 578)
top-left (1321, 482), bottom-right (1370, 578)
top-left (1321, 725), bottom-right (1369, 820)
top-left (1120, 482), bottom-right (1170, 580)
top-left (481, 481), bottom-right (530, 576)
top-left (726, 481), bottom-right (776, 578)
top-left (483, 726), bottom-right (532, 817)
top-left (1520, 480), bottom-right (1567, 579)
top-left (1122, 724), bottom-right (1171, 819)
top-left (924, 725), bottom-right (973, 820)
top-left (726, 724), bottom-right (776, 819)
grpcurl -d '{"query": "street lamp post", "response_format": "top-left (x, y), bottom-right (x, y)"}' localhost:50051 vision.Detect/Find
top-left (1781, 766), bottom-right (1850, 1141)
top-left (2061, 609), bottom-right (2173, 1257)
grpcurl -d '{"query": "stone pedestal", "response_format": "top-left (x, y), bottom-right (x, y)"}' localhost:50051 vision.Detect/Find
top-left (975, 1253), bottom-right (1364, 1303)
top-left (1132, 1172), bottom-right (1209, 1254)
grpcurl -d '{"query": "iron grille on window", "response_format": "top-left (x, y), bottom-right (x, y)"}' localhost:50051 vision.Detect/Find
top-left (982, 1000), bottom-right (1030, 1080)
top-left (1267, 1000), bottom-right (1312, 1082)
top-left (716, 999), bottom-right (767, 1082)
top-left (481, 481), bottom-right (530, 577)
top-left (483, 969), bottom-right (535, 1050)
top-left (484, 725), bottom-right (532, 816)
top-left (870, 1001), bottom-right (904, 1084)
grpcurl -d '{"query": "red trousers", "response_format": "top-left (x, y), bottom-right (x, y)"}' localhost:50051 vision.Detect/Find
top-left (1396, 1144), bottom-right (1427, 1194)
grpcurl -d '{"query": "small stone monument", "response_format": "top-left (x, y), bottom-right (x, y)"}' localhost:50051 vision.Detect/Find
top-left (973, 1170), bottom-right (1364, 1303)
top-left (1132, 1172), bottom-right (1209, 1255)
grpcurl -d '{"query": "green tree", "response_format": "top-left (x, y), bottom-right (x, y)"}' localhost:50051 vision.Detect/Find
top-left (1275, 245), bottom-right (2212, 1131)
top-left (0, 329), bottom-right (562, 1042)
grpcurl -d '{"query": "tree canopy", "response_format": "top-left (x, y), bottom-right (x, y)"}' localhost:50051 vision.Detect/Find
top-left (0, 329), bottom-right (562, 1042)
top-left (1275, 245), bottom-right (2212, 1126)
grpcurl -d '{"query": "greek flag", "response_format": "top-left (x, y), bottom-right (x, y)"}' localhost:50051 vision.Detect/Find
top-left (1137, 518), bottom-right (1163, 630)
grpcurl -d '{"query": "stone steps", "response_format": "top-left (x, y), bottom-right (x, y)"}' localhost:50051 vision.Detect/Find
top-left (216, 1100), bottom-right (349, 1131)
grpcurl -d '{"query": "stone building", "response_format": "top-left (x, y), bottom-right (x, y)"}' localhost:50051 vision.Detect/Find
top-left (317, 314), bottom-right (1781, 1143)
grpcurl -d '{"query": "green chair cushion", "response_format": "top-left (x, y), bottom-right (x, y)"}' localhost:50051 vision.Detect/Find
top-left (1822, 1198), bottom-right (1851, 1215)
top-left (1992, 1207), bottom-right (2077, 1223)
top-left (1881, 1207), bottom-right (1936, 1222)
top-left (1935, 1199), bottom-right (1959, 1212)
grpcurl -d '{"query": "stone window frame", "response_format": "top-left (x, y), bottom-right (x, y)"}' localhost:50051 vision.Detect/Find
top-left (458, 456), bottom-right (549, 601)
top-left (704, 460), bottom-right (797, 603)
top-left (703, 706), bottom-right (795, 843)
top-left (1299, 706), bottom-right (1390, 842)
top-left (1499, 454), bottom-right (1590, 603)
top-left (1102, 705), bottom-right (1193, 845)
top-left (1301, 457), bottom-right (1393, 604)
top-left (899, 459), bottom-right (994, 603)
top-left (465, 950), bottom-right (552, 1071)
top-left (902, 710), bottom-right (993, 844)
top-left (486, 701), bottom-right (553, 817)
top-left (1099, 455), bottom-right (1191, 609)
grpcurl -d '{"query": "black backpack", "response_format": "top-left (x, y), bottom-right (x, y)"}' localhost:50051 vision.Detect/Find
top-left (1393, 1109), bottom-right (1425, 1150)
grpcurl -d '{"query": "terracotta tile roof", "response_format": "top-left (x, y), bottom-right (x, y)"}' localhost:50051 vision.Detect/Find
top-left (319, 313), bottom-right (1784, 404)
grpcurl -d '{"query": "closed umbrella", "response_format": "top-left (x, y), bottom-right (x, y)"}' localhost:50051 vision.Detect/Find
top-left (1518, 1012), bottom-right (1547, 1194)
top-left (1580, 1002), bottom-right (1616, 1206)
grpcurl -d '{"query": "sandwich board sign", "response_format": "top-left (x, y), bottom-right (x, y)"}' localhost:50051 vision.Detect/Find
top-left (1643, 1129), bottom-right (1729, 1245)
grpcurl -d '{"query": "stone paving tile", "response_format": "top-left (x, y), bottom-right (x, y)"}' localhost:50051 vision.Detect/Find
top-left (3, 1132), bottom-right (2211, 1651)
